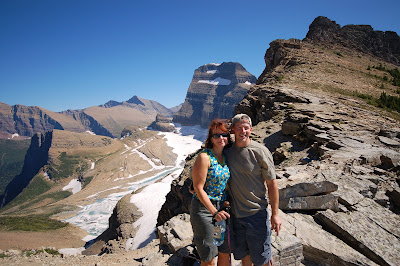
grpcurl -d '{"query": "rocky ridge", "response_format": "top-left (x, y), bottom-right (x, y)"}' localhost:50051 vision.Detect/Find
top-left (305, 16), bottom-right (400, 65)
top-left (173, 62), bottom-right (256, 127)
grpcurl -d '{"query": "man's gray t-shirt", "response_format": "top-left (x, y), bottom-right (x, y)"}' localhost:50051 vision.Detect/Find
top-left (224, 140), bottom-right (276, 218)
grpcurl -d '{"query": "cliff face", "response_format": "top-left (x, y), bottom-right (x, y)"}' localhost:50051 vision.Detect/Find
top-left (0, 131), bottom-right (52, 207)
top-left (305, 16), bottom-right (400, 66)
top-left (173, 62), bottom-right (256, 127)
top-left (0, 103), bottom-right (64, 137)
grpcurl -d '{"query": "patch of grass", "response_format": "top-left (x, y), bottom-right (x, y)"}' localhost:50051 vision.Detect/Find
top-left (2, 175), bottom-right (51, 210)
top-left (82, 175), bottom-right (93, 189)
top-left (0, 215), bottom-right (68, 232)
top-left (47, 152), bottom-right (88, 181)
top-left (336, 52), bottom-right (344, 57)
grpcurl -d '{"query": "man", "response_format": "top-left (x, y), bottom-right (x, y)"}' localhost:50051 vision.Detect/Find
top-left (224, 114), bottom-right (282, 266)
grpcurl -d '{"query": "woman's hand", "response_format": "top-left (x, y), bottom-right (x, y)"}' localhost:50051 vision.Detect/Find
top-left (213, 210), bottom-right (230, 222)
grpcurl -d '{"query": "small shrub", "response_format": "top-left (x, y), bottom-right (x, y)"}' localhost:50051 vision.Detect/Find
top-left (336, 52), bottom-right (343, 57)
top-left (0, 252), bottom-right (10, 258)
top-left (43, 248), bottom-right (61, 256)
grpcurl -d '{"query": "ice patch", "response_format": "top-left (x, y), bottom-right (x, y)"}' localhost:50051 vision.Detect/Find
top-left (160, 125), bottom-right (205, 167)
top-left (244, 81), bottom-right (253, 85)
top-left (86, 131), bottom-right (96, 135)
top-left (58, 247), bottom-right (85, 256)
top-left (91, 161), bottom-right (95, 169)
top-left (63, 179), bottom-right (82, 194)
top-left (127, 170), bottom-right (181, 249)
top-left (11, 133), bottom-right (19, 139)
top-left (207, 70), bottom-right (218, 74)
top-left (82, 235), bottom-right (97, 242)
top-left (198, 77), bottom-right (231, 86)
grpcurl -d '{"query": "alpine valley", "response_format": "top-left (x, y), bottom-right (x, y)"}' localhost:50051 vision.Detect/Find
top-left (1, 16), bottom-right (400, 266)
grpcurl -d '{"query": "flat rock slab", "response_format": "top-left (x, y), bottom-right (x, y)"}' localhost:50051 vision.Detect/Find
top-left (377, 135), bottom-right (400, 147)
top-left (315, 209), bottom-right (400, 266)
top-left (279, 194), bottom-right (339, 211)
top-left (279, 181), bottom-right (338, 199)
top-left (281, 211), bottom-right (376, 266)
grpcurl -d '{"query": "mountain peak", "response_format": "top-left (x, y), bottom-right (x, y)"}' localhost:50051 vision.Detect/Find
top-left (126, 96), bottom-right (145, 106)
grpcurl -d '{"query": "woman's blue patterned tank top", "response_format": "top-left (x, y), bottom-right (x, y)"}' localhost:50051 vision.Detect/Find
top-left (196, 148), bottom-right (230, 202)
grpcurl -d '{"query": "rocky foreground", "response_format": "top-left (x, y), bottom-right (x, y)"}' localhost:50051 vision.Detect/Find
top-left (156, 85), bottom-right (400, 266)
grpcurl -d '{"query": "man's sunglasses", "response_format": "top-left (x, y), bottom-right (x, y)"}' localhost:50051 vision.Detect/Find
top-left (212, 133), bottom-right (229, 139)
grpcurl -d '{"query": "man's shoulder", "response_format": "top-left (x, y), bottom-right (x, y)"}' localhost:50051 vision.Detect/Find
top-left (249, 140), bottom-right (268, 150)
top-left (248, 140), bottom-right (273, 156)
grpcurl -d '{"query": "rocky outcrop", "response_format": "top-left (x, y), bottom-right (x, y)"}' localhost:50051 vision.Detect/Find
top-left (305, 16), bottom-right (400, 66)
top-left (173, 62), bottom-right (256, 127)
top-left (83, 194), bottom-right (142, 255)
top-left (148, 114), bottom-right (175, 132)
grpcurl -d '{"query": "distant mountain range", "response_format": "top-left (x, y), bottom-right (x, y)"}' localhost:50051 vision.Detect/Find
top-left (0, 96), bottom-right (177, 139)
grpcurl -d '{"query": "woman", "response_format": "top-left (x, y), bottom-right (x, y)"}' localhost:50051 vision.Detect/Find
top-left (190, 119), bottom-right (232, 266)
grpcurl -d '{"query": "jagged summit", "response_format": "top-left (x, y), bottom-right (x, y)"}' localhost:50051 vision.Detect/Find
top-left (173, 62), bottom-right (256, 127)
top-left (305, 16), bottom-right (400, 65)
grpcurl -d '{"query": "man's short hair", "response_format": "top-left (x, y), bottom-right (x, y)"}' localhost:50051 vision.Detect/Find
top-left (231, 114), bottom-right (252, 127)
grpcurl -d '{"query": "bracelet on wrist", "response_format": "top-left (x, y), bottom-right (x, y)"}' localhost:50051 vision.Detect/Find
top-left (212, 210), bottom-right (220, 218)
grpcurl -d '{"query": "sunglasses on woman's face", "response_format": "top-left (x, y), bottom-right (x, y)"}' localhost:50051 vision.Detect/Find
top-left (212, 133), bottom-right (229, 139)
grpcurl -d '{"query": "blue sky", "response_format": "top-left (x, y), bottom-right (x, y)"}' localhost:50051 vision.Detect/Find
top-left (1, 0), bottom-right (399, 112)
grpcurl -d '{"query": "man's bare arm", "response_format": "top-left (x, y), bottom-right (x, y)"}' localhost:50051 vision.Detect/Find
top-left (266, 179), bottom-right (282, 235)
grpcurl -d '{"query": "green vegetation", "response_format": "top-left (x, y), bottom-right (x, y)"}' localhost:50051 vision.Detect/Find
top-left (370, 64), bottom-right (400, 88)
top-left (336, 52), bottom-right (344, 57)
top-left (353, 91), bottom-right (400, 113)
top-left (47, 152), bottom-right (88, 180)
top-left (0, 252), bottom-right (10, 258)
top-left (2, 175), bottom-right (51, 210)
top-left (82, 175), bottom-right (94, 189)
top-left (379, 92), bottom-right (400, 112)
top-left (21, 248), bottom-right (61, 257)
top-left (277, 75), bottom-right (284, 82)
top-left (0, 215), bottom-right (67, 232)
top-left (0, 139), bottom-right (30, 194)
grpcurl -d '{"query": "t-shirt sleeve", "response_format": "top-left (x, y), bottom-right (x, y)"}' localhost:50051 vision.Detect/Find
top-left (260, 146), bottom-right (276, 181)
